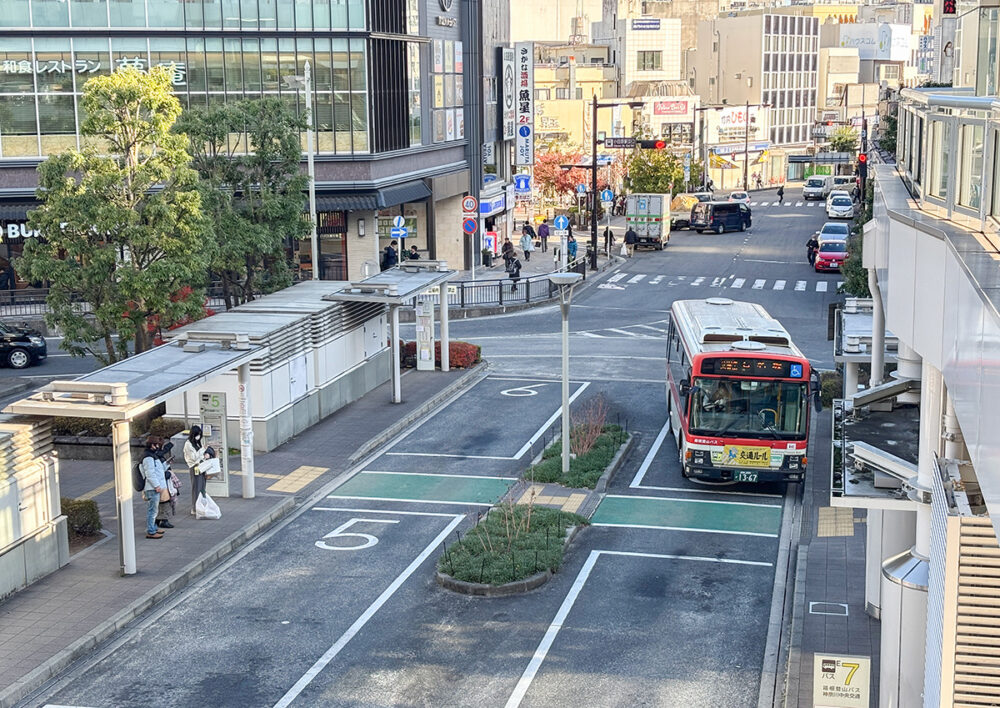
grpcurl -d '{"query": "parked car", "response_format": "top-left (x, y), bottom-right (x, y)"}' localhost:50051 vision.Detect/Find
top-left (818, 222), bottom-right (851, 240)
top-left (832, 175), bottom-right (856, 191)
top-left (814, 238), bottom-right (848, 272)
top-left (0, 319), bottom-right (47, 369)
top-left (802, 176), bottom-right (833, 200)
top-left (826, 189), bottom-right (852, 207)
top-left (690, 201), bottom-right (752, 233)
top-left (827, 195), bottom-right (856, 219)
top-left (728, 191), bottom-right (751, 205)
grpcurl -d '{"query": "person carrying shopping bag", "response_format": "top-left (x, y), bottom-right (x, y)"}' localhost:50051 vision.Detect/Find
top-left (184, 425), bottom-right (209, 516)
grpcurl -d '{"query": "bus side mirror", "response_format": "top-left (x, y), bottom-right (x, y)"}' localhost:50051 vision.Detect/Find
top-left (679, 381), bottom-right (692, 397)
top-left (813, 390), bottom-right (823, 413)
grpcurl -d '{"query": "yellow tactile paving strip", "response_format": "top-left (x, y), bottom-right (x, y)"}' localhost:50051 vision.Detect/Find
top-left (79, 480), bottom-right (115, 500)
top-left (233, 471), bottom-right (284, 480)
top-left (816, 506), bottom-right (856, 538)
top-left (515, 484), bottom-right (588, 514)
top-left (267, 465), bottom-right (329, 493)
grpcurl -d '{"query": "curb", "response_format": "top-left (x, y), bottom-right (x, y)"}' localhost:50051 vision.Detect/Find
top-left (0, 495), bottom-right (295, 708)
top-left (435, 523), bottom-right (582, 597)
top-left (347, 361), bottom-right (490, 463)
top-left (2, 378), bottom-right (36, 399)
top-left (593, 433), bottom-right (636, 495)
top-left (397, 257), bottom-right (624, 323)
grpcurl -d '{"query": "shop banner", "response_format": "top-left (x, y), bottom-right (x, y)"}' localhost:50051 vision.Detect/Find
top-left (514, 42), bottom-right (534, 166)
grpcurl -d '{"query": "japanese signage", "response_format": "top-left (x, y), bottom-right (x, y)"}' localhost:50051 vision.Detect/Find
top-left (705, 105), bottom-right (770, 145)
top-left (653, 100), bottom-right (688, 116)
top-left (837, 23), bottom-right (910, 61)
top-left (631, 18), bottom-right (660, 30)
top-left (604, 137), bottom-right (636, 148)
top-left (500, 47), bottom-right (516, 141)
top-left (514, 42), bottom-right (534, 166)
top-left (0, 57), bottom-right (187, 86)
top-left (813, 654), bottom-right (870, 707)
top-left (199, 392), bottom-right (230, 497)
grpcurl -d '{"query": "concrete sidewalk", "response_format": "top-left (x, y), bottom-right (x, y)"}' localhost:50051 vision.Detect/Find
top-left (0, 365), bottom-right (486, 708)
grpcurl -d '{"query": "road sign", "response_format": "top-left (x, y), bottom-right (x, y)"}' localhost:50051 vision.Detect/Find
top-left (462, 195), bottom-right (478, 213)
top-left (600, 188), bottom-right (613, 202)
top-left (576, 184), bottom-right (587, 195)
top-left (553, 215), bottom-right (570, 230)
top-left (462, 217), bottom-right (477, 234)
top-left (683, 154), bottom-right (691, 168)
top-left (604, 137), bottom-right (636, 149)
top-left (392, 215), bottom-right (405, 229)
top-left (513, 174), bottom-right (531, 193)
top-left (391, 227), bottom-right (407, 239)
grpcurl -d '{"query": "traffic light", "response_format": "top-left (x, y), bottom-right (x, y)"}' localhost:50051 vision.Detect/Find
top-left (858, 153), bottom-right (867, 164)
top-left (638, 139), bottom-right (668, 150)
top-left (857, 153), bottom-right (868, 180)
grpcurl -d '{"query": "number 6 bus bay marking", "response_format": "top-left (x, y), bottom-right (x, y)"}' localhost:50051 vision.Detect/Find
top-left (501, 384), bottom-right (548, 397)
top-left (315, 518), bottom-right (400, 551)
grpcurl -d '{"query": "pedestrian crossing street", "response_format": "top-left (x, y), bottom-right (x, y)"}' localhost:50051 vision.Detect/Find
top-left (603, 271), bottom-right (842, 293)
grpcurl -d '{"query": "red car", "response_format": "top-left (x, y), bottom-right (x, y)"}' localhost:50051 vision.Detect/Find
top-left (814, 239), bottom-right (847, 272)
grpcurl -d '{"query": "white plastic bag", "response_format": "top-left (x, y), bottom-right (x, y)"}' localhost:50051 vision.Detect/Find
top-left (619, 243), bottom-right (629, 257)
top-left (196, 492), bottom-right (221, 520)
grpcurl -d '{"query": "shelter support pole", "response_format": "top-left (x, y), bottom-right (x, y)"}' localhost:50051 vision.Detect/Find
top-left (238, 362), bottom-right (255, 499)
top-left (113, 420), bottom-right (136, 576)
top-left (440, 289), bottom-right (450, 372)
top-left (391, 305), bottom-right (402, 403)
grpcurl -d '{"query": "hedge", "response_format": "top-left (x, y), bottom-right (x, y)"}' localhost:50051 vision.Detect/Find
top-left (528, 425), bottom-right (626, 489)
top-left (61, 497), bottom-right (102, 536)
top-left (438, 506), bottom-right (586, 585)
top-left (401, 340), bottom-right (481, 369)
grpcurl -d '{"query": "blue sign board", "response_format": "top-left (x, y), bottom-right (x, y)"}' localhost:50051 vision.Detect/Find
top-left (600, 189), bottom-right (613, 202)
top-left (553, 215), bottom-right (570, 231)
top-left (518, 125), bottom-right (531, 138)
top-left (480, 194), bottom-right (506, 216)
top-left (391, 227), bottom-right (407, 239)
top-left (462, 217), bottom-right (477, 234)
top-left (576, 184), bottom-right (587, 194)
top-left (392, 215), bottom-right (405, 229)
top-left (513, 174), bottom-right (531, 193)
top-left (789, 364), bottom-right (803, 379)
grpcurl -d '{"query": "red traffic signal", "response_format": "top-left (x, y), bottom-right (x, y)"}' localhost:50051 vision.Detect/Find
top-left (638, 140), bottom-right (668, 150)
top-left (858, 153), bottom-right (867, 164)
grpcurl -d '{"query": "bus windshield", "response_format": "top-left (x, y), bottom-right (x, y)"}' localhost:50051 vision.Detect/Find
top-left (690, 378), bottom-right (807, 439)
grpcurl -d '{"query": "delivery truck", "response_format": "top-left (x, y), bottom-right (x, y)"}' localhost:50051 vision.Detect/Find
top-left (625, 193), bottom-right (671, 250)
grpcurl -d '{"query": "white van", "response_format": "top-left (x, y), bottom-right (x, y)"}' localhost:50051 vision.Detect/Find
top-left (832, 175), bottom-right (855, 191)
top-left (802, 176), bottom-right (833, 200)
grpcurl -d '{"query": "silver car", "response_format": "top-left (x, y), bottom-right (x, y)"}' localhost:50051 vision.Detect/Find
top-left (826, 195), bottom-right (855, 219)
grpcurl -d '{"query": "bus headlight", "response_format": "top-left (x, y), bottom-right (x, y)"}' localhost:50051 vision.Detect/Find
top-left (691, 449), bottom-right (709, 465)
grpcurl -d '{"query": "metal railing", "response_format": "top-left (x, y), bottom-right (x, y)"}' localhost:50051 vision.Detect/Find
top-left (0, 287), bottom-right (229, 320)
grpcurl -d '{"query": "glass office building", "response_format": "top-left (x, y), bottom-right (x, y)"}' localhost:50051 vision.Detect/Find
top-left (0, 0), bottom-right (483, 278)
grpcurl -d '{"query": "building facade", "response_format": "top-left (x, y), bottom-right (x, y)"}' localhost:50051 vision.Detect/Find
top-left (0, 0), bottom-right (504, 280)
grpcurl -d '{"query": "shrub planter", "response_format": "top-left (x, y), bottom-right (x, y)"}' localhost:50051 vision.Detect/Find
top-left (54, 436), bottom-right (148, 462)
top-left (528, 425), bottom-right (629, 489)
top-left (437, 524), bottom-right (583, 597)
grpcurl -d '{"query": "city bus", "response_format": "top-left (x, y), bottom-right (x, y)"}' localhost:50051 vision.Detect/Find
top-left (666, 298), bottom-right (819, 484)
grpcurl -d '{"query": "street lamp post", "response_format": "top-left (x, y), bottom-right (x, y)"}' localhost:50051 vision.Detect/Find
top-left (548, 272), bottom-right (583, 475)
top-left (284, 62), bottom-right (319, 281)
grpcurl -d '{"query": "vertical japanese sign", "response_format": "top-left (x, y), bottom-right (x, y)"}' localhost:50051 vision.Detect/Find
top-left (514, 42), bottom-right (534, 166)
top-left (500, 47), bottom-right (516, 141)
top-left (199, 392), bottom-right (230, 498)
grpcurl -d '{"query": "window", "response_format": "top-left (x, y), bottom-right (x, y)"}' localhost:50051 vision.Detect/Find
top-left (929, 120), bottom-right (949, 199)
top-left (957, 124), bottom-right (984, 210)
top-left (637, 51), bottom-right (662, 71)
top-left (993, 131), bottom-right (1000, 218)
top-left (977, 8), bottom-right (998, 97)
top-left (882, 64), bottom-right (900, 80)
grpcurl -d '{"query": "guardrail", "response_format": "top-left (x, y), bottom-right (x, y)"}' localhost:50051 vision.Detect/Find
top-left (0, 288), bottom-right (228, 320)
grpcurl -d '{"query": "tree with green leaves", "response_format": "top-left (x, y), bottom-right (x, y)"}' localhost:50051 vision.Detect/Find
top-left (19, 66), bottom-right (211, 364)
top-left (176, 98), bottom-right (309, 308)
top-left (828, 125), bottom-right (859, 154)
top-left (625, 149), bottom-right (702, 195)
top-left (878, 107), bottom-right (898, 155)
top-left (841, 179), bottom-right (874, 297)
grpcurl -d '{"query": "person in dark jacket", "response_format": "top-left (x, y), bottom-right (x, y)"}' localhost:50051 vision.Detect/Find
top-left (806, 234), bottom-right (819, 265)
top-left (381, 240), bottom-right (399, 270)
top-left (507, 256), bottom-right (522, 292)
top-left (624, 227), bottom-right (638, 257)
top-left (537, 219), bottom-right (550, 252)
top-left (501, 237), bottom-right (515, 269)
top-left (408, 245), bottom-right (420, 260)
top-left (776, 185), bottom-right (785, 204)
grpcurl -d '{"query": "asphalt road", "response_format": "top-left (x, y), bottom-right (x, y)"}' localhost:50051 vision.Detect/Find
top-left (27, 185), bottom-right (842, 708)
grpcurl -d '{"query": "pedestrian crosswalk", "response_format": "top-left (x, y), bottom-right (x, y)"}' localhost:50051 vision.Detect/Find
top-left (599, 272), bottom-right (842, 293)
top-left (747, 200), bottom-right (827, 209)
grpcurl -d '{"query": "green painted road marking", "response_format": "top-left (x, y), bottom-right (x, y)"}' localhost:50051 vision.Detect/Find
top-left (592, 495), bottom-right (782, 537)
top-left (330, 471), bottom-right (514, 506)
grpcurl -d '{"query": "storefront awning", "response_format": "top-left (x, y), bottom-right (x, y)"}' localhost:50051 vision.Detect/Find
top-left (314, 180), bottom-right (431, 212)
top-left (0, 203), bottom-right (35, 220)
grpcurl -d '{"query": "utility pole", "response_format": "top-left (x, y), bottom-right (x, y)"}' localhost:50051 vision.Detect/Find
top-left (743, 99), bottom-right (750, 191)
top-left (860, 84), bottom-right (868, 196)
top-left (590, 94), bottom-right (599, 270)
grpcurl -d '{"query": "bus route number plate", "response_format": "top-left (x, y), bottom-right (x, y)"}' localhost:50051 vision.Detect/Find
top-left (725, 445), bottom-right (771, 469)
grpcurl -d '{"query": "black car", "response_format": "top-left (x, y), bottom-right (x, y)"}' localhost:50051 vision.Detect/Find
top-left (690, 201), bottom-right (752, 233)
top-left (0, 319), bottom-right (47, 369)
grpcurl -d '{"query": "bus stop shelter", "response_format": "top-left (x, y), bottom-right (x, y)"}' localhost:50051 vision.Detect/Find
top-left (325, 260), bottom-right (456, 403)
top-left (3, 333), bottom-right (266, 576)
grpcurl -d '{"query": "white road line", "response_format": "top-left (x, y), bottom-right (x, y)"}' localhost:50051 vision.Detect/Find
top-left (312, 507), bottom-right (462, 517)
top-left (631, 484), bottom-right (783, 499)
top-left (836, 281), bottom-right (844, 289)
top-left (384, 452), bottom-right (514, 460)
top-left (794, 280), bottom-right (806, 291)
top-left (606, 493), bottom-right (781, 509)
top-left (816, 281), bottom-right (828, 292)
top-left (591, 523), bottom-right (779, 538)
top-left (579, 332), bottom-right (607, 338)
top-left (606, 272), bottom-right (627, 283)
top-left (629, 419), bottom-right (672, 488)
top-left (649, 275), bottom-right (664, 285)
top-left (513, 381), bottom-right (591, 459)
top-left (627, 274), bottom-right (647, 284)
top-left (504, 549), bottom-right (772, 708)
top-left (807, 202), bottom-right (817, 207)
top-left (607, 328), bottom-right (642, 337)
top-left (326, 495), bottom-right (493, 507)
top-left (274, 515), bottom-right (465, 708)
top-left (710, 277), bottom-right (726, 287)
top-left (752, 279), bottom-right (766, 290)
top-left (785, 202), bottom-right (793, 207)
top-left (691, 277), bottom-right (705, 286)
top-left (731, 278), bottom-right (745, 289)
top-left (750, 201), bottom-right (758, 206)
top-left (773, 280), bottom-right (786, 290)
top-left (795, 201), bottom-right (803, 207)
top-left (634, 324), bottom-right (667, 333)
top-left (759, 201), bottom-right (769, 206)
top-left (360, 470), bottom-right (519, 481)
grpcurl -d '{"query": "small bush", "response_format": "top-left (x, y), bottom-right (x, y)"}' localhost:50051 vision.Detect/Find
top-left (820, 372), bottom-right (843, 408)
top-left (51, 417), bottom-right (112, 437)
top-left (148, 417), bottom-right (186, 439)
top-left (530, 425), bottom-right (625, 489)
top-left (401, 340), bottom-right (481, 369)
top-left (61, 497), bottom-right (102, 537)
top-left (439, 506), bottom-right (586, 585)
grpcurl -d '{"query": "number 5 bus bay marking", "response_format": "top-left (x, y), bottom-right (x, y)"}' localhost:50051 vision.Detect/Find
top-left (315, 518), bottom-right (400, 551)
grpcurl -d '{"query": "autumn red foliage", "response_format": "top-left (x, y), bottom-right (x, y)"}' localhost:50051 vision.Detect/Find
top-left (401, 340), bottom-right (481, 369)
